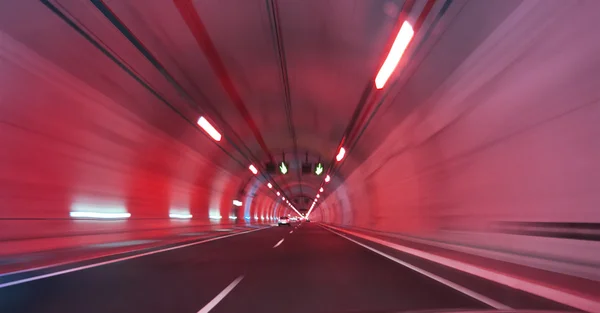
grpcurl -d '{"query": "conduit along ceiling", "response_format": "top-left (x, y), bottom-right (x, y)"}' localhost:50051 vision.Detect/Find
top-left (0, 0), bottom-right (521, 216)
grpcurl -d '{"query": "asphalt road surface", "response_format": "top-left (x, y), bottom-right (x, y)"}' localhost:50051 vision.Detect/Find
top-left (0, 223), bottom-right (573, 313)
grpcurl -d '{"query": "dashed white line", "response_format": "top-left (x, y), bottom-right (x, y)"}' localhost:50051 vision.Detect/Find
top-left (197, 276), bottom-right (244, 313)
top-left (323, 226), bottom-right (512, 310)
top-left (273, 238), bottom-right (285, 248)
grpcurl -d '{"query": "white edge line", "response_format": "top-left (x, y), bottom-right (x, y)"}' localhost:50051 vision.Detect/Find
top-left (0, 230), bottom-right (229, 278)
top-left (321, 224), bottom-right (600, 312)
top-left (321, 225), bottom-right (511, 310)
top-left (197, 275), bottom-right (244, 313)
top-left (273, 238), bottom-right (284, 248)
top-left (0, 227), bottom-right (268, 289)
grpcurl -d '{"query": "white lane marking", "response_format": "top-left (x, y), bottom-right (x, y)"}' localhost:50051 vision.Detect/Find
top-left (322, 226), bottom-right (511, 310)
top-left (0, 227), bottom-right (269, 289)
top-left (197, 276), bottom-right (244, 313)
top-left (322, 225), bottom-right (600, 312)
top-left (273, 238), bottom-right (285, 248)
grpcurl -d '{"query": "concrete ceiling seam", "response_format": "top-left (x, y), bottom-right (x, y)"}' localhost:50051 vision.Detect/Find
top-left (172, 0), bottom-right (274, 163)
top-left (88, 0), bottom-right (262, 170)
top-left (85, 0), bottom-right (299, 207)
top-left (39, 0), bottom-right (249, 168)
top-left (309, 0), bottom-right (442, 217)
top-left (172, 0), bottom-right (303, 211)
top-left (44, 0), bottom-right (297, 218)
top-left (328, 0), bottom-right (448, 199)
top-left (309, 0), bottom-right (418, 216)
top-left (332, 0), bottom-right (439, 175)
top-left (266, 0), bottom-right (303, 198)
top-left (341, 0), bottom-right (452, 178)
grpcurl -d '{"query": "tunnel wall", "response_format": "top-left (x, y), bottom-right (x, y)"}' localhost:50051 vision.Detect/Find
top-left (0, 28), bottom-right (254, 255)
top-left (316, 1), bottom-right (600, 278)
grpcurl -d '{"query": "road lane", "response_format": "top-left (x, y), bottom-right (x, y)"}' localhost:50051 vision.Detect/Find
top-left (212, 223), bottom-right (489, 313)
top-left (0, 225), bottom-right (285, 313)
top-left (322, 224), bottom-right (576, 311)
top-left (0, 222), bottom-right (573, 313)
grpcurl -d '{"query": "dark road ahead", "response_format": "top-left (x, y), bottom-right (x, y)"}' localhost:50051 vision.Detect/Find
top-left (0, 223), bottom-right (572, 313)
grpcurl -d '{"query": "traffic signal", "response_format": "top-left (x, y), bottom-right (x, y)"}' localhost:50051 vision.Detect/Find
top-left (314, 162), bottom-right (324, 175)
top-left (265, 162), bottom-right (276, 174)
top-left (302, 163), bottom-right (312, 174)
top-left (279, 161), bottom-right (289, 175)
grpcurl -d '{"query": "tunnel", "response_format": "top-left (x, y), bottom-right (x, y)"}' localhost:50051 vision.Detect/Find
top-left (1, 0), bottom-right (599, 312)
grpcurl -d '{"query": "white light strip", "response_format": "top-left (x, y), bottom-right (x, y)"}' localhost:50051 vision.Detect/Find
top-left (232, 200), bottom-right (243, 207)
top-left (70, 212), bottom-right (131, 219)
top-left (336, 147), bottom-right (346, 161)
top-left (374, 21), bottom-right (415, 89)
top-left (249, 164), bottom-right (258, 175)
top-left (197, 116), bottom-right (222, 141)
top-left (169, 213), bottom-right (193, 219)
top-left (267, 183), bottom-right (272, 188)
top-left (209, 214), bottom-right (222, 220)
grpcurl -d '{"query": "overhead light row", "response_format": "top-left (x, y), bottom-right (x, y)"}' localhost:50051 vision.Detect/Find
top-left (197, 116), bottom-right (265, 178)
top-left (318, 21), bottom-right (415, 200)
top-left (70, 212), bottom-right (200, 219)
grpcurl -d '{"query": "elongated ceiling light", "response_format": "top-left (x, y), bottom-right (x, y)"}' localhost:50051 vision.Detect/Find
top-left (336, 147), bottom-right (346, 162)
top-left (197, 116), bottom-right (222, 141)
top-left (374, 21), bottom-right (414, 89)
top-left (249, 164), bottom-right (258, 175)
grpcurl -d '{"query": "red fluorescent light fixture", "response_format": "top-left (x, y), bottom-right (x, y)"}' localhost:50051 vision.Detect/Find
top-left (325, 175), bottom-right (331, 183)
top-left (249, 164), bottom-right (258, 175)
top-left (319, 187), bottom-right (324, 192)
top-left (197, 116), bottom-right (222, 141)
top-left (374, 21), bottom-right (415, 89)
top-left (336, 147), bottom-right (346, 162)
top-left (267, 183), bottom-right (272, 189)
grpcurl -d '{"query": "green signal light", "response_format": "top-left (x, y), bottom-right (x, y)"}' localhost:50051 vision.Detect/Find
top-left (279, 162), bottom-right (288, 175)
top-left (315, 163), bottom-right (324, 175)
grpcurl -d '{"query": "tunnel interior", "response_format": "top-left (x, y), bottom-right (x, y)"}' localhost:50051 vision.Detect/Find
top-left (1, 0), bottom-right (600, 311)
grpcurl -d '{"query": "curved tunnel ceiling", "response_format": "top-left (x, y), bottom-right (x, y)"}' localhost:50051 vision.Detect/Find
top-left (0, 0), bottom-right (526, 219)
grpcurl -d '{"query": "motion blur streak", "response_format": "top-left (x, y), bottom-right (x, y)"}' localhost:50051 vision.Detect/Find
top-left (197, 117), bottom-right (222, 142)
top-left (1, 0), bottom-right (600, 312)
top-left (169, 213), bottom-right (193, 219)
top-left (69, 212), bottom-right (131, 219)
top-left (374, 21), bottom-right (415, 89)
top-left (335, 147), bottom-right (346, 161)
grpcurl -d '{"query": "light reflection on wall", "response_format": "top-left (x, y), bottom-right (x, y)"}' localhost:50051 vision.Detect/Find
top-left (169, 208), bottom-right (192, 219)
top-left (70, 197), bottom-right (129, 219)
top-left (244, 182), bottom-right (259, 219)
top-left (209, 169), bottom-right (229, 219)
